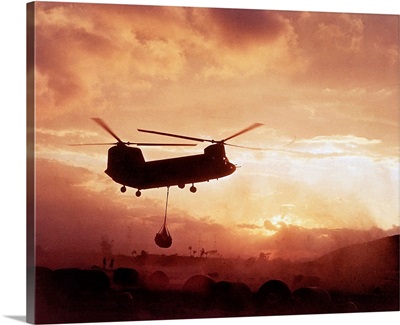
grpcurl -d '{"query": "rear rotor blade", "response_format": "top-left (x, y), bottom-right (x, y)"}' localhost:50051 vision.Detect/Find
top-left (139, 123), bottom-right (264, 145)
top-left (68, 142), bottom-right (196, 147)
top-left (222, 123), bottom-right (264, 143)
top-left (68, 142), bottom-right (118, 146)
top-left (92, 117), bottom-right (124, 143)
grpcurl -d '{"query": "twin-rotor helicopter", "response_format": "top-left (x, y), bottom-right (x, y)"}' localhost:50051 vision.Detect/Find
top-left (71, 118), bottom-right (264, 197)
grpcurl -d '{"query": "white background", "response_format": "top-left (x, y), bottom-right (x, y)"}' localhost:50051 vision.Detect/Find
top-left (0, 1), bottom-right (398, 324)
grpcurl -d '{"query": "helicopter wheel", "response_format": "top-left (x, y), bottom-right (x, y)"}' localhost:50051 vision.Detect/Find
top-left (120, 186), bottom-right (127, 193)
top-left (135, 190), bottom-right (142, 197)
top-left (178, 184), bottom-right (185, 189)
top-left (190, 185), bottom-right (197, 193)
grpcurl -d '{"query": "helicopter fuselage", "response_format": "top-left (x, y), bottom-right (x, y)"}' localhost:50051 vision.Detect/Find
top-left (74, 118), bottom-right (262, 196)
top-left (104, 143), bottom-right (236, 193)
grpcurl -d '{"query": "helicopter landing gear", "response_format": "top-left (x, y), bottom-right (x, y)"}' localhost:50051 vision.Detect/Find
top-left (135, 190), bottom-right (142, 197)
top-left (120, 186), bottom-right (127, 193)
top-left (190, 184), bottom-right (197, 193)
top-left (178, 184), bottom-right (185, 189)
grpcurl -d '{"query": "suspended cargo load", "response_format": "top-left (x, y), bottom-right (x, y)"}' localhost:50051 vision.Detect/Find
top-left (155, 223), bottom-right (172, 248)
top-left (155, 187), bottom-right (173, 248)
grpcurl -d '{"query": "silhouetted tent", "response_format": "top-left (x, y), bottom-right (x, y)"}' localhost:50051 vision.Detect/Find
top-left (292, 286), bottom-right (332, 314)
top-left (35, 266), bottom-right (56, 305)
top-left (52, 268), bottom-right (110, 293)
top-left (292, 274), bottom-right (321, 290)
top-left (155, 221), bottom-right (172, 248)
top-left (181, 275), bottom-right (216, 310)
top-left (34, 267), bottom-right (57, 323)
top-left (255, 279), bottom-right (293, 315)
top-left (147, 270), bottom-right (170, 291)
top-left (113, 267), bottom-right (139, 287)
top-left (50, 268), bottom-right (111, 311)
top-left (343, 301), bottom-right (359, 313)
top-left (212, 281), bottom-right (253, 313)
top-left (35, 266), bottom-right (54, 288)
top-left (182, 275), bottom-right (216, 296)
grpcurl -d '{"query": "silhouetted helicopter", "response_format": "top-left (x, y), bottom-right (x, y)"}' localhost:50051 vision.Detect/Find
top-left (72, 118), bottom-right (263, 197)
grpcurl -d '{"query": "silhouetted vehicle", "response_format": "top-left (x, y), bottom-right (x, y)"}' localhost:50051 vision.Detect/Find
top-left (70, 118), bottom-right (263, 197)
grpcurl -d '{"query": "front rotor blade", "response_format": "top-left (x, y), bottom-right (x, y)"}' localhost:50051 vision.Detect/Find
top-left (138, 129), bottom-right (208, 143)
top-left (225, 135), bottom-right (296, 151)
top-left (224, 143), bottom-right (263, 150)
top-left (222, 123), bottom-right (264, 143)
top-left (92, 118), bottom-right (124, 143)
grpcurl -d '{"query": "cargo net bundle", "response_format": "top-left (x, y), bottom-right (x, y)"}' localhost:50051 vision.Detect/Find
top-left (155, 187), bottom-right (172, 248)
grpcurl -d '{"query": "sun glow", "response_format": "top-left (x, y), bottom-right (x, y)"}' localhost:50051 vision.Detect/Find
top-left (270, 212), bottom-right (304, 227)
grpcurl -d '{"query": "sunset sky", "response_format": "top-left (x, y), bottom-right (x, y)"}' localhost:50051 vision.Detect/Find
top-left (32, 2), bottom-right (399, 261)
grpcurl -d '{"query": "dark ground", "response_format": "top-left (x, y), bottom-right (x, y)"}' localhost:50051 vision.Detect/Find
top-left (32, 235), bottom-right (399, 324)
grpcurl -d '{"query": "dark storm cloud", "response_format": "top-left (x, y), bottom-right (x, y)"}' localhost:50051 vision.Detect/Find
top-left (263, 220), bottom-right (278, 231)
top-left (207, 8), bottom-right (291, 47)
top-left (237, 223), bottom-right (263, 229)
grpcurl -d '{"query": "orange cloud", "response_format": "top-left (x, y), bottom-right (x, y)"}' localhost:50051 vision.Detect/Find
top-left (32, 3), bottom-right (399, 264)
top-left (34, 158), bottom-right (398, 263)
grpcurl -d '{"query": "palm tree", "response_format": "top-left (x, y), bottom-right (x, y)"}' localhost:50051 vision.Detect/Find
top-left (258, 252), bottom-right (271, 261)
